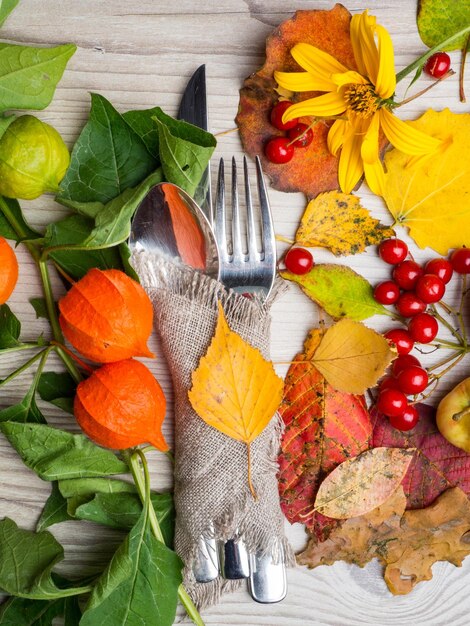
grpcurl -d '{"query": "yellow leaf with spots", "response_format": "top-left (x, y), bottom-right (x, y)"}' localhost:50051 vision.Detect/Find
top-left (188, 302), bottom-right (284, 497)
top-left (295, 191), bottom-right (394, 255)
top-left (314, 447), bottom-right (414, 519)
top-left (311, 319), bottom-right (395, 394)
top-left (383, 109), bottom-right (470, 254)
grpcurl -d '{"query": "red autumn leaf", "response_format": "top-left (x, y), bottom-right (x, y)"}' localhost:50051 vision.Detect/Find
top-left (236, 5), bottom-right (356, 198)
top-left (278, 329), bottom-right (372, 539)
top-left (372, 403), bottom-right (470, 509)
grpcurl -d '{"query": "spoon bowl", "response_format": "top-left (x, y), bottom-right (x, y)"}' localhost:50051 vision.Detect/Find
top-left (129, 182), bottom-right (219, 279)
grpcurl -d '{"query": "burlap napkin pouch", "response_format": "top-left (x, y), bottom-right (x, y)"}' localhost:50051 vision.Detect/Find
top-left (131, 248), bottom-right (294, 607)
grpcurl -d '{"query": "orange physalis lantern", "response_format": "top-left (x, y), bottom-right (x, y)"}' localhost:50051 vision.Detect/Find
top-left (59, 268), bottom-right (154, 363)
top-left (0, 237), bottom-right (19, 304)
top-left (74, 359), bottom-right (168, 452)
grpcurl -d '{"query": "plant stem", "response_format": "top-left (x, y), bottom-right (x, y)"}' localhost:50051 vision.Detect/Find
top-left (428, 349), bottom-right (465, 374)
top-left (394, 69), bottom-right (455, 107)
top-left (430, 304), bottom-right (464, 345)
top-left (459, 275), bottom-right (468, 346)
top-left (0, 342), bottom-right (44, 355)
top-left (128, 450), bottom-right (205, 626)
top-left (37, 259), bottom-right (82, 384)
top-left (430, 351), bottom-right (466, 381)
top-left (396, 25), bottom-right (470, 83)
top-left (460, 33), bottom-right (470, 103)
top-left (0, 350), bottom-right (46, 388)
top-left (0, 197), bottom-right (40, 263)
top-left (275, 234), bottom-right (294, 245)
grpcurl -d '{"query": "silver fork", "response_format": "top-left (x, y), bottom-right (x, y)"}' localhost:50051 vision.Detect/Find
top-left (215, 155), bottom-right (276, 298)
top-left (215, 155), bottom-right (286, 603)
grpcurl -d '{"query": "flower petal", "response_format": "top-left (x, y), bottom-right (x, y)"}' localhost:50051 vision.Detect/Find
top-left (291, 43), bottom-right (348, 79)
top-left (350, 14), bottom-right (367, 76)
top-left (338, 118), bottom-right (366, 194)
top-left (331, 70), bottom-right (368, 88)
top-left (274, 70), bottom-right (334, 93)
top-left (282, 92), bottom-right (346, 123)
top-left (356, 11), bottom-right (380, 86)
top-left (327, 119), bottom-right (348, 156)
top-left (375, 25), bottom-right (396, 98)
top-left (361, 114), bottom-right (385, 195)
top-left (379, 109), bottom-right (442, 155)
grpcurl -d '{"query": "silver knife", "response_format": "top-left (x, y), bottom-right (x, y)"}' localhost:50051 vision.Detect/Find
top-left (177, 66), bottom-right (219, 584)
top-left (177, 64), bottom-right (213, 226)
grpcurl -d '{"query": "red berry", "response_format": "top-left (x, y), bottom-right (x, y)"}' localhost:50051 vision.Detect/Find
top-left (408, 312), bottom-right (439, 343)
top-left (264, 137), bottom-right (294, 164)
top-left (396, 365), bottom-right (429, 395)
top-left (378, 239), bottom-right (408, 264)
top-left (450, 248), bottom-right (470, 274)
top-left (379, 376), bottom-right (400, 392)
top-left (424, 258), bottom-right (453, 284)
top-left (392, 354), bottom-right (421, 377)
top-left (424, 52), bottom-right (451, 78)
top-left (284, 247), bottom-right (314, 275)
top-left (384, 328), bottom-right (414, 354)
top-left (376, 388), bottom-right (408, 417)
top-left (396, 292), bottom-right (426, 318)
top-left (270, 101), bottom-right (298, 131)
top-left (414, 274), bottom-right (445, 304)
top-left (374, 281), bottom-right (400, 305)
top-left (287, 123), bottom-right (313, 148)
top-left (389, 404), bottom-right (419, 431)
top-left (392, 260), bottom-right (423, 290)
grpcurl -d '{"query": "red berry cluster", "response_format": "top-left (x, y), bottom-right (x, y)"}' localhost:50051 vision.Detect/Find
top-left (374, 239), bottom-right (470, 431)
top-left (264, 101), bottom-right (313, 164)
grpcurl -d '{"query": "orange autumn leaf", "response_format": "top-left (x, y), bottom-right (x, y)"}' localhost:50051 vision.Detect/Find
top-left (188, 302), bottom-right (283, 497)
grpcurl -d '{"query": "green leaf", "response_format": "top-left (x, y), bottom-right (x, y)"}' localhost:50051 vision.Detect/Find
top-left (0, 518), bottom-right (89, 599)
top-left (123, 106), bottom-right (160, 157)
top-left (80, 508), bottom-right (182, 626)
top-left (0, 1), bottom-right (19, 27)
top-left (153, 108), bottom-right (216, 196)
top-left (84, 169), bottom-right (163, 248)
top-left (417, 0), bottom-right (470, 50)
top-left (0, 422), bottom-right (129, 480)
top-left (0, 43), bottom-right (76, 112)
top-left (45, 214), bottom-right (125, 279)
top-left (75, 492), bottom-right (175, 546)
top-left (0, 304), bottom-right (20, 348)
top-left (36, 482), bottom-right (72, 532)
top-left (59, 93), bottom-right (158, 203)
top-left (0, 196), bottom-right (42, 243)
top-left (29, 298), bottom-right (49, 320)
top-left (0, 392), bottom-right (46, 424)
top-left (58, 476), bottom-right (136, 515)
top-left (0, 594), bottom-right (82, 625)
top-left (37, 371), bottom-right (76, 415)
top-left (280, 264), bottom-right (388, 321)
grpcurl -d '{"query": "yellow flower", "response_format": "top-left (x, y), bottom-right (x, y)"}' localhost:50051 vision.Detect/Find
top-left (274, 10), bottom-right (442, 196)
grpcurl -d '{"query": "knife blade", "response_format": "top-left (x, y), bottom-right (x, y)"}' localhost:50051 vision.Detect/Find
top-left (177, 64), bottom-right (213, 225)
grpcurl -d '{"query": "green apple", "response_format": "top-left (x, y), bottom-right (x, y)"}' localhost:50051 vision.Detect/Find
top-left (436, 377), bottom-right (470, 452)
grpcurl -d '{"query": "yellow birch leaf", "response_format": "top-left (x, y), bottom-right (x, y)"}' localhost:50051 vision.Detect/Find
top-left (314, 447), bottom-right (414, 519)
top-left (383, 109), bottom-right (470, 254)
top-left (311, 319), bottom-right (395, 394)
top-left (188, 302), bottom-right (284, 497)
top-left (295, 191), bottom-right (394, 255)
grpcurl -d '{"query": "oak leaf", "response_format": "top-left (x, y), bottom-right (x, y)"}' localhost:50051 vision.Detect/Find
top-left (314, 447), bottom-right (414, 519)
top-left (373, 403), bottom-right (470, 509)
top-left (280, 264), bottom-right (388, 321)
top-left (312, 319), bottom-right (395, 394)
top-left (383, 109), bottom-right (470, 254)
top-left (295, 192), bottom-right (394, 255)
top-left (189, 302), bottom-right (283, 498)
top-left (278, 328), bottom-right (372, 539)
top-left (298, 486), bottom-right (470, 595)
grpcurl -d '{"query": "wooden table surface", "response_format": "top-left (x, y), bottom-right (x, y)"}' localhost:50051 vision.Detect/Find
top-left (0, 1), bottom-right (469, 625)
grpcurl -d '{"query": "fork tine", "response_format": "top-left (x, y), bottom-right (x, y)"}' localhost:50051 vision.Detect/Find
top-left (215, 158), bottom-right (229, 263)
top-left (255, 155), bottom-right (275, 269)
top-left (231, 157), bottom-right (244, 262)
top-left (244, 156), bottom-right (258, 261)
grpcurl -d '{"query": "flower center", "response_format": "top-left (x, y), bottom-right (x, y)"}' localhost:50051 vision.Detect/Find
top-left (344, 84), bottom-right (380, 118)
